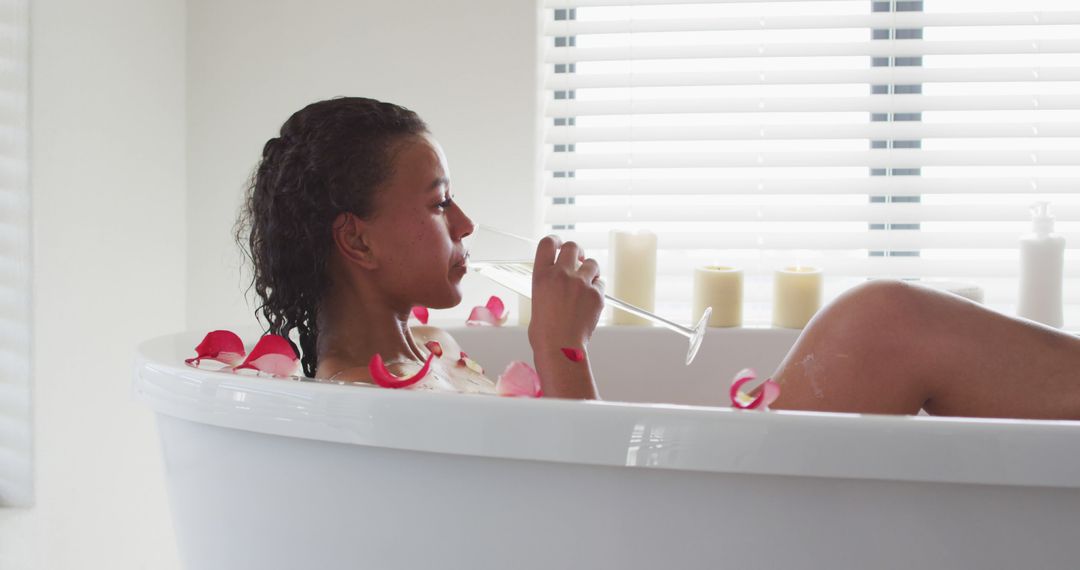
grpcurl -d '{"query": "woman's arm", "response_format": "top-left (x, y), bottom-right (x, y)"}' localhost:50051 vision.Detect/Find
top-left (528, 236), bottom-right (604, 399)
top-left (531, 342), bottom-right (598, 400)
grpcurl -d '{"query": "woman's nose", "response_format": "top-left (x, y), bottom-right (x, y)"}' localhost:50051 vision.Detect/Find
top-left (452, 202), bottom-right (475, 240)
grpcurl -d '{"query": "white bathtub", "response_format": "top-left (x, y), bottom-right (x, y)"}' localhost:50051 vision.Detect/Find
top-left (134, 326), bottom-right (1080, 569)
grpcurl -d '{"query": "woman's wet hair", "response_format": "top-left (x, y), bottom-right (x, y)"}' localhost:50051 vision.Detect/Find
top-left (237, 97), bottom-right (429, 377)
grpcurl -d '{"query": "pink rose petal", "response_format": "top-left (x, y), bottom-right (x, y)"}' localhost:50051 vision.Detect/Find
top-left (425, 340), bottom-right (443, 357)
top-left (234, 334), bottom-right (299, 377)
top-left (186, 330), bottom-right (246, 367)
top-left (239, 353), bottom-right (300, 377)
top-left (496, 361), bottom-right (543, 398)
top-left (466, 306), bottom-right (498, 326)
top-left (729, 368), bottom-right (781, 410)
top-left (485, 296), bottom-right (506, 320)
top-left (411, 306), bottom-right (429, 325)
top-left (369, 352), bottom-right (434, 389)
top-left (466, 296), bottom-right (509, 327)
top-left (457, 351), bottom-right (484, 375)
top-left (560, 347), bottom-right (585, 362)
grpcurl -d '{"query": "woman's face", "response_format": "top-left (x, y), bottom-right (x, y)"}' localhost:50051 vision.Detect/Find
top-left (364, 133), bottom-right (475, 310)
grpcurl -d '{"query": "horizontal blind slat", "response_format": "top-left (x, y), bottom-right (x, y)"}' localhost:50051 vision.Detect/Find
top-left (557, 246), bottom-right (1080, 279)
top-left (545, 39), bottom-right (1080, 64)
top-left (648, 277), bottom-right (1080, 305)
top-left (544, 11), bottom-right (1080, 35)
top-left (552, 230), bottom-right (1080, 250)
top-left (544, 94), bottom-right (1080, 117)
top-left (546, 203), bottom-right (1080, 224)
top-left (545, 177), bottom-right (1080, 196)
top-left (545, 67), bottom-right (1080, 89)
top-left (544, 149), bottom-right (1080, 170)
top-left (648, 261), bottom-right (1079, 281)
top-left (546, 122), bottom-right (1080, 143)
top-left (545, 0), bottom-right (858, 6)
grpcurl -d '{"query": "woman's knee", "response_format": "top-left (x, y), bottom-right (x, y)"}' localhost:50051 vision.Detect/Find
top-left (808, 279), bottom-right (923, 342)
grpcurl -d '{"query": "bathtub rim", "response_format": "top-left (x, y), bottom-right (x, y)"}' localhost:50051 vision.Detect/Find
top-left (134, 331), bottom-right (1080, 490)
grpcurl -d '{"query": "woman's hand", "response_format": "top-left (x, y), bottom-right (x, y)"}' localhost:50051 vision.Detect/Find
top-left (528, 236), bottom-right (604, 351)
top-left (527, 236), bottom-right (603, 400)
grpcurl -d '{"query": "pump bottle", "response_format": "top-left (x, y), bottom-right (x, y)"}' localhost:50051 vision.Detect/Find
top-left (1017, 201), bottom-right (1065, 327)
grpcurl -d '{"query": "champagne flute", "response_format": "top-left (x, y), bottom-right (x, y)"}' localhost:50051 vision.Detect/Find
top-left (468, 224), bottom-right (712, 366)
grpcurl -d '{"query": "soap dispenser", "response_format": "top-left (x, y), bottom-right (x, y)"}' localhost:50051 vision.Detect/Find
top-left (1017, 201), bottom-right (1065, 327)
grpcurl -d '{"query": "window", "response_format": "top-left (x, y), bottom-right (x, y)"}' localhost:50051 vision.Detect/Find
top-left (0, 0), bottom-right (31, 506)
top-left (542, 0), bottom-right (1080, 327)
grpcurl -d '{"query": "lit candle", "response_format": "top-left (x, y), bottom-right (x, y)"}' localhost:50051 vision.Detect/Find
top-left (609, 229), bottom-right (657, 326)
top-left (772, 266), bottom-right (823, 329)
top-left (693, 266), bottom-right (743, 327)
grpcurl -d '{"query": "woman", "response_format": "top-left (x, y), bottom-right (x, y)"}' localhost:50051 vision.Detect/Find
top-left (238, 97), bottom-right (602, 399)
top-left (238, 96), bottom-right (1080, 417)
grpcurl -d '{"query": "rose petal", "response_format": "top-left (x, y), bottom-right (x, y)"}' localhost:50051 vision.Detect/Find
top-left (233, 334), bottom-right (299, 376)
top-left (560, 347), bottom-right (585, 362)
top-left (466, 306), bottom-right (499, 327)
top-left (729, 368), bottom-right (781, 410)
top-left (186, 330), bottom-right (246, 367)
top-left (466, 296), bottom-right (509, 327)
top-left (411, 306), bottom-right (429, 325)
top-left (496, 361), bottom-right (542, 398)
top-left (485, 295), bottom-right (506, 320)
top-left (238, 353), bottom-right (299, 377)
top-left (464, 358), bottom-right (484, 375)
top-left (425, 340), bottom-right (443, 357)
top-left (457, 351), bottom-right (484, 375)
top-left (755, 379), bottom-right (781, 409)
top-left (369, 352), bottom-right (434, 389)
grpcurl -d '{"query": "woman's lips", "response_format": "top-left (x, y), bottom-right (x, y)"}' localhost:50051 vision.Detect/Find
top-left (452, 251), bottom-right (470, 268)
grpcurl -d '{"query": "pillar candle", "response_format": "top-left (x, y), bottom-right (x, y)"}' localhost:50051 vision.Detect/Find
top-left (772, 266), bottom-right (823, 329)
top-left (518, 294), bottom-right (531, 326)
top-left (609, 229), bottom-right (657, 326)
top-left (693, 266), bottom-right (743, 327)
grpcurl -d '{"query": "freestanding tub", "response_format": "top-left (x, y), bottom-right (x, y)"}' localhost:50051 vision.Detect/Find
top-left (134, 326), bottom-right (1080, 569)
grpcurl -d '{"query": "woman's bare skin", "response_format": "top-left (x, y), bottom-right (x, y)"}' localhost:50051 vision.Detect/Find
top-left (771, 279), bottom-right (1080, 419)
top-left (313, 134), bottom-right (603, 399)
top-left (319, 325), bottom-right (496, 394)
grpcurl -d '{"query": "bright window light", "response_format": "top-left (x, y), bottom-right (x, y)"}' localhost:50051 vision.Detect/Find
top-left (541, 0), bottom-right (1080, 326)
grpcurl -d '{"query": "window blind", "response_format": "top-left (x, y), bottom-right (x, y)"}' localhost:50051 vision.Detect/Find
top-left (0, 0), bottom-right (30, 506)
top-left (541, 0), bottom-right (1080, 327)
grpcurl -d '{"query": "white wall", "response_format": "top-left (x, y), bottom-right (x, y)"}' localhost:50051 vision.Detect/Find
top-left (0, 1), bottom-right (186, 569)
top-left (187, 0), bottom-right (543, 330)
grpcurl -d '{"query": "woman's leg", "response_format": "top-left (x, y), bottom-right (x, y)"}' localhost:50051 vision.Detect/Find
top-left (770, 280), bottom-right (1080, 419)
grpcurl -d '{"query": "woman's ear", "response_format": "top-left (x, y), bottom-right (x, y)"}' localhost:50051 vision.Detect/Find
top-left (331, 212), bottom-right (378, 270)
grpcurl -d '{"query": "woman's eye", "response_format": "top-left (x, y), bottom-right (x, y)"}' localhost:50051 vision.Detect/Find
top-left (437, 197), bottom-right (454, 209)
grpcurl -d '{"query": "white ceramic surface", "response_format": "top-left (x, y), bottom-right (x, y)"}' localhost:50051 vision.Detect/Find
top-left (134, 326), bottom-right (1080, 570)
